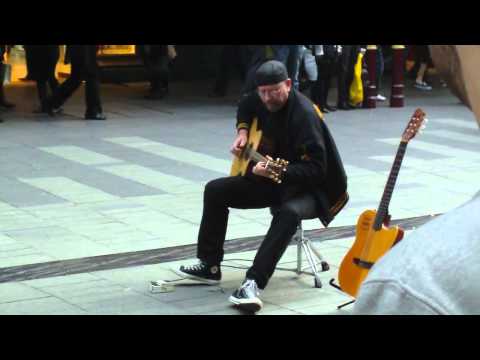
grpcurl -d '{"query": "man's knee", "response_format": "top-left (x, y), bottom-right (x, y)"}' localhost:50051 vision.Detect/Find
top-left (204, 178), bottom-right (228, 203)
top-left (275, 204), bottom-right (302, 225)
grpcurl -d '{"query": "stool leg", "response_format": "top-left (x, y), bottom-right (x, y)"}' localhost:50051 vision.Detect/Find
top-left (307, 240), bottom-right (330, 272)
top-left (296, 228), bottom-right (303, 274)
top-left (302, 240), bottom-right (322, 288)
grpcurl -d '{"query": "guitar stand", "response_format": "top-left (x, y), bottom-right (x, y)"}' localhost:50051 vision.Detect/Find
top-left (329, 279), bottom-right (356, 309)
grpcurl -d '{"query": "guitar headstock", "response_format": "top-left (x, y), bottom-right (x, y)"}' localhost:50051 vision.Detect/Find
top-left (402, 108), bottom-right (428, 143)
top-left (265, 157), bottom-right (289, 184)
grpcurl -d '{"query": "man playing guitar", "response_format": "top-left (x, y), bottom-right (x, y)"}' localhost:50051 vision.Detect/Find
top-left (177, 60), bottom-right (348, 313)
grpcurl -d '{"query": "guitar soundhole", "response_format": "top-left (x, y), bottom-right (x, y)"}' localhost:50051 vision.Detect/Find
top-left (353, 258), bottom-right (374, 270)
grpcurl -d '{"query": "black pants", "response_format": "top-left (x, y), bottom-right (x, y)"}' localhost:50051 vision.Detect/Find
top-left (337, 46), bottom-right (359, 106)
top-left (312, 56), bottom-right (336, 107)
top-left (212, 45), bottom-right (248, 95)
top-left (37, 78), bottom-right (59, 108)
top-left (36, 56), bottom-right (59, 107)
top-left (49, 48), bottom-right (102, 115)
top-left (197, 176), bottom-right (318, 289)
top-left (140, 46), bottom-right (169, 94)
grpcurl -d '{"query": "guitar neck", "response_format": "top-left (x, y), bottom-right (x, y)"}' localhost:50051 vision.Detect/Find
top-left (245, 147), bottom-right (267, 164)
top-left (373, 141), bottom-right (408, 230)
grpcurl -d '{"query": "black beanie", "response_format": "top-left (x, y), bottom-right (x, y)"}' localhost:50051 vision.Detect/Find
top-left (255, 60), bottom-right (288, 87)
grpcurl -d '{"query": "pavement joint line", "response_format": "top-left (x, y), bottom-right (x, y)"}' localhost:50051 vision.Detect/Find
top-left (0, 214), bottom-right (440, 284)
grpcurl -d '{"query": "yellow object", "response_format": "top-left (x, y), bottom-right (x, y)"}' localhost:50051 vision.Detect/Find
top-left (230, 117), bottom-right (262, 177)
top-left (349, 52), bottom-right (364, 106)
top-left (338, 210), bottom-right (404, 297)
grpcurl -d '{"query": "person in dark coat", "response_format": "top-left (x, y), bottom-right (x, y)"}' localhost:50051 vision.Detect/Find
top-left (139, 45), bottom-right (172, 100)
top-left (209, 45), bottom-right (248, 98)
top-left (45, 45), bottom-right (106, 120)
top-left (29, 45), bottom-right (60, 113)
top-left (177, 61), bottom-right (349, 313)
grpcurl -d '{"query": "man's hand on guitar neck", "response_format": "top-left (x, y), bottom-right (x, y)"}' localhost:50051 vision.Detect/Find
top-left (252, 161), bottom-right (271, 179)
top-left (231, 129), bottom-right (248, 157)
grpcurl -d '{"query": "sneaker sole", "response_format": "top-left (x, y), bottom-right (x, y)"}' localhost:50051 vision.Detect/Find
top-left (173, 269), bottom-right (221, 285)
top-left (229, 296), bottom-right (263, 313)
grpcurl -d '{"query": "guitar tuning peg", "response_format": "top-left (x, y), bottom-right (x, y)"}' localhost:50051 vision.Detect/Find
top-left (424, 118), bottom-right (429, 124)
top-left (421, 125), bottom-right (427, 130)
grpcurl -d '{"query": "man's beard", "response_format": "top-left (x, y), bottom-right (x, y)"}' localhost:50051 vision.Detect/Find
top-left (265, 102), bottom-right (284, 112)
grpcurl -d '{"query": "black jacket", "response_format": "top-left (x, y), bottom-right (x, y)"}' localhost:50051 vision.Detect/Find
top-left (236, 89), bottom-right (349, 227)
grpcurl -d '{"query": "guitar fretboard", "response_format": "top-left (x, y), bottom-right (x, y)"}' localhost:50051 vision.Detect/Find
top-left (373, 141), bottom-right (408, 231)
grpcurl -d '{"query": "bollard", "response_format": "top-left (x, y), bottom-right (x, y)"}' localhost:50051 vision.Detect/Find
top-left (365, 45), bottom-right (377, 108)
top-left (390, 45), bottom-right (406, 107)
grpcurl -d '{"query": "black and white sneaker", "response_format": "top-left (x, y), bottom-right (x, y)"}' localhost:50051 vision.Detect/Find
top-left (175, 262), bottom-right (221, 285)
top-left (229, 278), bottom-right (263, 313)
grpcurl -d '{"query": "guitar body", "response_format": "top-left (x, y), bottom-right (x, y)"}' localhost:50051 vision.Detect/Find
top-left (338, 209), bottom-right (404, 298)
top-left (230, 117), bottom-right (262, 177)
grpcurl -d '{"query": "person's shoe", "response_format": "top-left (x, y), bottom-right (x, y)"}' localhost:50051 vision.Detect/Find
top-left (320, 107), bottom-right (329, 114)
top-left (85, 112), bottom-right (107, 121)
top-left (176, 261), bottom-right (221, 285)
top-left (229, 278), bottom-right (263, 313)
top-left (338, 102), bottom-right (354, 110)
top-left (376, 94), bottom-right (387, 101)
top-left (414, 81), bottom-right (432, 91)
top-left (325, 104), bottom-right (337, 112)
top-left (46, 106), bottom-right (63, 117)
top-left (33, 104), bottom-right (51, 114)
top-left (144, 88), bottom-right (168, 100)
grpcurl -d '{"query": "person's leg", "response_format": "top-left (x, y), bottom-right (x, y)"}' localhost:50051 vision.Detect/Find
top-left (22, 45), bottom-right (34, 80)
top-left (229, 192), bottom-right (318, 313)
top-left (337, 46), bottom-right (351, 108)
top-left (311, 58), bottom-right (324, 108)
top-left (178, 176), bottom-right (278, 285)
top-left (48, 57), bottom-right (82, 112)
top-left (376, 46), bottom-right (385, 100)
top-left (210, 45), bottom-right (231, 97)
top-left (84, 73), bottom-right (104, 118)
top-left (245, 192), bottom-right (318, 290)
top-left (47, 54), bottom-right (59, 94)
top-left (287, 45), bottom-right (302, 90)
top-left (416, 63), bottom-right (427, 83)
top-left (36, 80), bottom-right (48, 112)
top-left (413, 46), bottom-right (432, 91)
top-left (272, 45), bottom-right (290, 65)
top-left (324, 58), bottom-right (337, 111)
top-left (0, 63), bottom-right (15, 108)
top-left (197, 176), bottom-right (279, 265)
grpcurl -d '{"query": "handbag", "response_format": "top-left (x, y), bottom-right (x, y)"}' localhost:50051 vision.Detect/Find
top-left (349, 51), bottom-right (365, 106)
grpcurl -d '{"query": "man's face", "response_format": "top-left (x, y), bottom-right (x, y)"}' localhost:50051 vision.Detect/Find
top-left (430, 45), bottom-right (480, 127)
top-left (257, 79), bottom-right (292, 112)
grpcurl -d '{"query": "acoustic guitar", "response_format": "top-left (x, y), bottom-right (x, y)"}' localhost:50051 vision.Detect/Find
top-left (230, 117), bottom-right (289, 184)
top-left (337, 108), bottom-right (427, 298)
